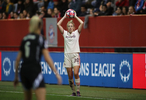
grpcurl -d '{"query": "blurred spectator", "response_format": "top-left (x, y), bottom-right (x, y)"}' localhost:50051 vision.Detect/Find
top-left (0, 0), bottom-right (145, 20)
top-left (113, 6), bottom-right (122, 16)
top-left (36, 11), bottom-right (40, 16)
top-left (134, 0), bottom-right (145, 14)
top-left (33, 0), bottom-right (38, 3)
top-left (46, 8), bottom-right (53, 17)
top-left (33, 1), bottom-right (39, 15)
top-left (23, 9), bottom-right (27, 17)
top-left (40, 6), bottom-right (46, 12)
top-left (129, 0), bottom-right (137, 6)
top-left (24, 0), bottom-right (37, 17)
top-left (0, 12), bottom-right (2, 19)
top-left (142, 1), bottom-right (146, 13)
top-left (69, 0), bottom-right (82, 15)
top-left (94, 10), bottom-right (100, 16)
top-left (2, 12), bottom-right (7, 19)
top-left (59, 0), bottom-right (68, 17)
top-left (98, 4), bottom-right (109, 16)
top-left (128, 6), bottom-right (135, 15)
top-left (53, 7), bottom-right (60, 18)
top-left (39, 6), bottom-right (47, 17)
top-left (100, 0), bottom-right (112, 10)
top-left (14, 12), bottom-right (19, 19)
top-left (24, 0), bottom-right (32, 12)
top-left (37, 0), bottom-right (44, 12)
top-left (79, 4), bottom-right (88, 16)
top-left (14, 0), bottom-right (25, 14)
top-left (53, 0), bottom-right (59, 9)
top-left (81, 0), bottom-right (93, 8)
top-left (115, 0), bottom-right (129, 8)
top-left (47, 0), bottom-right (54, 10)
top-left (0, 0), bottom-right (2, 13)
top-left (68, 0), bottom-right (71, 8)
top-left (99, 0), bottom-right (113, 15)
top-left (6, 0), bottom-right (14, 14)
top-left (44, 0), bottom-right (49, 9)
top-left (88, 8), bottom-right (94, 16)
top-left (81, 0), bottom-right (88, 5)
top-left (19, 12), bottom-right (24, 19)
top-left (10, 11), bottom-right (14, 18)
top-left (92, 0), bottom-right (102, 13)
top-left (2, 0), bottom-right (7, 13)
top-left (26, 12), bottom-right (30, 18)
top-left (91, 0), bottom-right (96, 7)
top-left (38, 10), bottom-right (46, 19)
top-left (122, 6), bottom-right (128, 15)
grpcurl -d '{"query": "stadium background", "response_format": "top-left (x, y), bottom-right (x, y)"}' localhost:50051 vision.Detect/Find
top-left (0, 16), bottom-right (146, 90)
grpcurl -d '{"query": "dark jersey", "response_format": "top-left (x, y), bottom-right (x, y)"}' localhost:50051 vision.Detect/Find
top-left (20, 33), bottom-right (48, 66)
top-left (19, 33), bottom-right (47, 90)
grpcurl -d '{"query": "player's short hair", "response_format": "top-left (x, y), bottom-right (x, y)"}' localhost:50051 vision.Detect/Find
top-left (29, 16), bottom-right (42, 33)
top-left (67, 20), bottom-right (75, 27)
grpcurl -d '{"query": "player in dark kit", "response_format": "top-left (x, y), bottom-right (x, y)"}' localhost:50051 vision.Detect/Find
top-left (13, 16), bottom-right (62, 100)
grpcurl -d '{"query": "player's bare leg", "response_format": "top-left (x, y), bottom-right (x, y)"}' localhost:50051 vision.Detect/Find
top-left (34, 88), bottom-right (46, 100)
top-left (66, 67), bottom-right (76, 96)
top-left (24, 89), bottom-right (32, 100)
top-left (74, 66), bottom-right (81, 96)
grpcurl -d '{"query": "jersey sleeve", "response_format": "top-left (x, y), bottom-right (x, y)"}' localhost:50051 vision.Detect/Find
top-left (63, 30), bottom-right (67, 37)
top-left (39, 35), bottom-right (48, 49)
top-left (76, 30), bottom-right (80, 36)
top-left (43, 39), bottom-right (49, 49)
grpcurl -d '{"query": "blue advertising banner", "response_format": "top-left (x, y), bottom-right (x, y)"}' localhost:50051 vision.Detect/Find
top-left (1, 52), bottom-right (133, 88)
top-left (79, 53), bottom-right (133, 88)
top-left (2, 52), bottom-right (18, 81)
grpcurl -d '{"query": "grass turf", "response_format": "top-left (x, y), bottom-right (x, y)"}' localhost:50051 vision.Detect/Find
top-left (0, 81), bottom-right (146, 100)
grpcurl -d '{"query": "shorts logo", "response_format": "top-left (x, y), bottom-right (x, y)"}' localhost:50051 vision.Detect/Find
top-left (63, 62), bottom-right (66, 66)
top-left (119, 60), bottom-right (131, 83)
top-left (48, 24), bottom-right (55, 43)
top-left (3, 57), bottom-right (11, 76)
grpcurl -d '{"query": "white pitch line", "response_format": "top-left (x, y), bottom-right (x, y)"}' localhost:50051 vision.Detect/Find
top-left (0, 90), bottom-right (116, 100)
top-left (46, 93), bottom-right (104, 100)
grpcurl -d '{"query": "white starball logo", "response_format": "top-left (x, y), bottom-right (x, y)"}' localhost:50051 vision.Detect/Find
top-left (119, 60), bottom-right (131, 83)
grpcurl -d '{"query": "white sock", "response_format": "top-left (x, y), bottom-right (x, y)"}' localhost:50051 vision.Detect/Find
top-left (75, 78), bottom-right (80, 92)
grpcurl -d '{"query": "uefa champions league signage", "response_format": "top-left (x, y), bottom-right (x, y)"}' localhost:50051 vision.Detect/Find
top-left (1, 52), bottom-right (133, 88)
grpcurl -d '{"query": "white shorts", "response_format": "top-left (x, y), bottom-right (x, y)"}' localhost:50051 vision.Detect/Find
top-left (63, 53), bottom-right (80, 68)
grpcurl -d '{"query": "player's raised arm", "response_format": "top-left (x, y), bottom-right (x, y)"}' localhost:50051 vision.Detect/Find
top-left (57, 14), bottom-right (66, 34)
top-left (74, 12), bottom-right (84, 33)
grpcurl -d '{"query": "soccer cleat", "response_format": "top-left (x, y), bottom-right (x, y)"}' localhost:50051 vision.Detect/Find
top-left (77, 91), bottom-right (81, 96)
top-left (71, 92), bottom-right (76, 96)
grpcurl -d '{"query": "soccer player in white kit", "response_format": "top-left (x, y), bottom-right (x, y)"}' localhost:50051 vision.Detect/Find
top-left (57, 12), bottom-right (83, 96)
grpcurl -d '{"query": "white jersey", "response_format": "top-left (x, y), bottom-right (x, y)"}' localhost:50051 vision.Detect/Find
top-left (63, 30), bottom-right (80, 53)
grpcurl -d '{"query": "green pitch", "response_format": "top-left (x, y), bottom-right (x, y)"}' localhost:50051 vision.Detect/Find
top-left (0, 81), bottom-right (146, 100)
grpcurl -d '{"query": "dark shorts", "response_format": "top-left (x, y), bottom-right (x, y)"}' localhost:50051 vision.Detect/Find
top-left (20, 65), bottom-right (45, 90)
